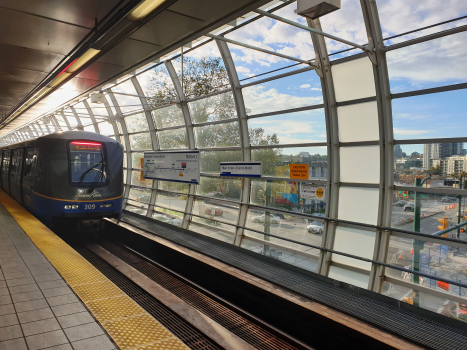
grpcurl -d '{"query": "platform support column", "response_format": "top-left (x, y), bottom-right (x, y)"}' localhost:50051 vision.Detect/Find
top-left (216, 39), bottom-right (251, 247)
top-left (131, 77), bottom-right (160, 217)
top-left (307, 18), bottom-right (339, 276)
top-left (165, 61), bottom-right (195, 229)
top-left (360, 0), bottom-right (394, 293)
top-left (107, 92), bottom-right (132, 208)
top-left (70, 106), bottom-right (84, 130)
top-left (83, 100), bottom-right (100, 133)
top-left (59, 111), bottom-right (72, 130)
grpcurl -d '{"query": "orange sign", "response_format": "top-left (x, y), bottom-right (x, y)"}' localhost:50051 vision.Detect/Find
top-left (438, 281), bottom-right (449, 291)
top-left (290, 164), bottom-right (309, 179)
top-left (140, 158), bottom-right (145, 182)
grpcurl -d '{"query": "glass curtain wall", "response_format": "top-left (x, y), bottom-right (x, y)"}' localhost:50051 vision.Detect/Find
top-left (3, 0), bottom-right (467, 321)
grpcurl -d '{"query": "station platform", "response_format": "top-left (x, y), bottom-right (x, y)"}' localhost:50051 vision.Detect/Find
top-left (2, 186), bottom-right (467, 350)
top-left (0, 190), bottom-right (187, 350)
top-left (112, 211), bottom-right (467, 350)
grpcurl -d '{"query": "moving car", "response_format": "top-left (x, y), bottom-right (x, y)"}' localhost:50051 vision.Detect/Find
top-left (394, 200), bottom-right (408, 207)
top-left (307, 220), bottom-right (324, 234)
top-left (251, 213), bottom-right (281, 224)
top-left (403, 202), bottom-right (422, 211)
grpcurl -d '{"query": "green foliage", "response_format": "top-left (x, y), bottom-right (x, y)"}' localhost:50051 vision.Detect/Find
top-left (430, 164), bottom-right (441, 175)
top-left (129, 54), bottom-right (283, 190)
top-left (176, 56), bottom-right (230, 98)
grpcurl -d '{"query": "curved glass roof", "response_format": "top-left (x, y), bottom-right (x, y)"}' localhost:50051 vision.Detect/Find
top-left (2, 0), bottom-right (467, 321)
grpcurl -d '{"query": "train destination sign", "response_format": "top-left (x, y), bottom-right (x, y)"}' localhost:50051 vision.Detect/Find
top-left (301, 185), bottom-right (325, 201)
top-left (220, 162), bottom-right (262, 178)
top-left (143, 151), bottom-right (200, 184)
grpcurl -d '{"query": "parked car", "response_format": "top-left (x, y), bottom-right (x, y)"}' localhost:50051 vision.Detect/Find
top-left (307, 220), bottom-right (324, 234)
top-left (394, 200), bottom-right (408, 207)
top-left (251, 214), bottom-right (281, 224)
top-left (403, 202), bottom-right (422, 211)
top-left (205, 207), bottom-right (224, 216)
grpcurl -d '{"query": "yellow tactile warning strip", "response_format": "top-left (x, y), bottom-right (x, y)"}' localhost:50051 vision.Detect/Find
top-left (0, 190), bottom-right (189, 350)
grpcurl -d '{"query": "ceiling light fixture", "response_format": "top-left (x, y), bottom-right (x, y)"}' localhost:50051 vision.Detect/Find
top-left (127, 0), bottom-right (166, 21)
top-left (66, 48), bottom-right (100, 73)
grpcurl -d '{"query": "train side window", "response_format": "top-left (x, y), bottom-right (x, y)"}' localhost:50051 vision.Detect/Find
top-left (2, 152), bottom-right (8, 174)
top-left (10, 151), bottom-right (16, 175)
top-left (23, 149), bottom-right (35, 177)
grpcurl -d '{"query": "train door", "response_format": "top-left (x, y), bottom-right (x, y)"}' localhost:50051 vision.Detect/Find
top-left (16, 149), bottom-right (24, 204)
top-left (9, 150), bottom-right (17, 198)
top-left (9, 149), bottom-right (23, 202)
top-left (2, 151), bottom-right (10, 194)
top-left (0, 151), bottom-right (2, 188)
top-left (22, 148), bottom-right (36, 210)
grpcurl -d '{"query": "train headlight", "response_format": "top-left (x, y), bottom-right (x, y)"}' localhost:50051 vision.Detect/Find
top-left (71, 205), bottom-right (79, 209)
top-left (100, 203), bottom-right (112, 208)
top-left (64, 205), bottom-right (71, 209)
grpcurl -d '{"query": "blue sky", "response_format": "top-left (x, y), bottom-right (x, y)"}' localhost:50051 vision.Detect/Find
top-left (101, 0), bottom-right (467, 158)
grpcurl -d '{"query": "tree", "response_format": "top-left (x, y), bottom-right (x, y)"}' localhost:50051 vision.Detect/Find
top-left (430, 164), bottom-right (441, 175)
top-left (129, 54), bottom-right (283, 196)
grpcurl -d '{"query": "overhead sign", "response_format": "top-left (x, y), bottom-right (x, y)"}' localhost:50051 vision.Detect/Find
top-left (301, 185), bottom-right (325, 200)
top-left (290, 164), bottom-right (309, 179)
top-left (144, 151), bottom-right (200, 184)
top-left (220, 162), bottom-right (262, 178)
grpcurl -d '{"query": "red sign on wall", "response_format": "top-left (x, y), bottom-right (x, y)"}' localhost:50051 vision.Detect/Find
top-left (438, 281), bottom-right (449, 291)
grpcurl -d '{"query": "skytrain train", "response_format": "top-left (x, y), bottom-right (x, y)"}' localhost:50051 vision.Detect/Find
top-left (0, 131), bottom-right (123, 231)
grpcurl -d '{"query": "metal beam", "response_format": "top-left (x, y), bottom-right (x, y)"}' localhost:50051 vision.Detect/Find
top-left (382, 24), bottom-right (467, 52)
top-left (69, 106), bottom-right (84, 130)
top-left (216, 39), bottom-right (252, 247)
top-left (255, 9), bottom-right (368, 51)
top-left (131, 76), bottom-right (160, 218)
top-left (307, 17), bottom-right (339, 276)
top-left (360, 0), bottom-right (394, 293)
top-left (207, 34), bottom-right (315, 66)
top-left (107, 92), bottom-right (132, 208)
top-left (165, 60), bottom-right (195, 230)
top-left (83, 100), bottom-right (100, 133)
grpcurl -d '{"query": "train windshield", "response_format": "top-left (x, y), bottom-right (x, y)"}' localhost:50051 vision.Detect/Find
top-left (69, 141), bottom-right (107, 184)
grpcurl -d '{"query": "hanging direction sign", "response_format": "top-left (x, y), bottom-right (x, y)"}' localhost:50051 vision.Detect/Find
top-left (220, 162), bottom-right (262, 178)
top-left (144, 151), bottom-right (200, 184)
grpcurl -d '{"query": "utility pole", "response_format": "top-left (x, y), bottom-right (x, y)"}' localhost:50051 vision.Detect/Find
top-left (264, 180), bottom-right (271, 256)
top-left (458, 174), bottom-right (462, 239)
top-left (412, 176), bottom-right (431, 307)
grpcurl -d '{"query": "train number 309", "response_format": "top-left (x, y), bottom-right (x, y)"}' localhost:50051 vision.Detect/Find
top-left (84, 204), bottom-right (96, 210)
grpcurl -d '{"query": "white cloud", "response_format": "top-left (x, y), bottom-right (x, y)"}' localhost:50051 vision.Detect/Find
top-left (387, 31), bottom-right (467, 84)
top-left (393, 128), bottom-right (434, 136)
top-left (378, 0), bottom-right (467, 41)
top-left (299, 84), bottom-right (311, 89)
top-left (236, 66), bottom-right (254, 77)
top-left (243, 85), bottom-right (323, 115)
top-left (185, 41), bottom-right (221, 60)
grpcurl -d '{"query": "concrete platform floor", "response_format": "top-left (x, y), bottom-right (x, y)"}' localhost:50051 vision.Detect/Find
top-left (0, 203), bottom-right (118, 350)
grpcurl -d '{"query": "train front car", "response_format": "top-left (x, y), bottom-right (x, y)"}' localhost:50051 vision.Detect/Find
top-left (33, 131), bottom-right (123, 231)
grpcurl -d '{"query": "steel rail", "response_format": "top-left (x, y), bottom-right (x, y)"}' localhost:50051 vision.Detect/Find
top-left (255, 9), bottom-right (368, 51)
top-left (206, 34), bottom-right (314, 66)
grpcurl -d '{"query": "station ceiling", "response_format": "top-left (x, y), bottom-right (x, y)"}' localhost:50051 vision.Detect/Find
top-left (0, 0), bottom-right (269, 135)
